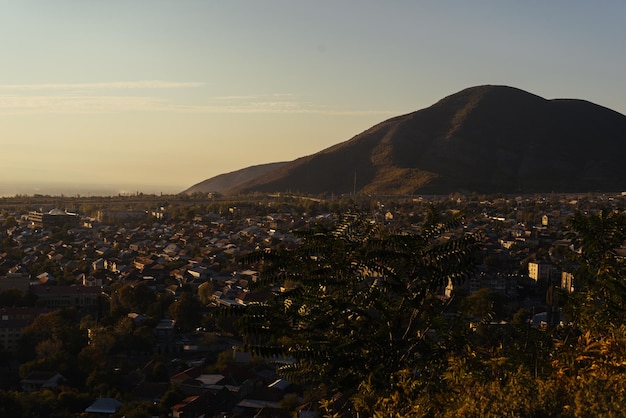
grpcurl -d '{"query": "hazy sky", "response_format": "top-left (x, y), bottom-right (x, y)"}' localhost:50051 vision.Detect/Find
top-left (2, 1), bottom-right (626, 196)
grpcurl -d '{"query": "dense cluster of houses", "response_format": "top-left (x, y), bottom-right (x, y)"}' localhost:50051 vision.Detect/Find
top-left (0, 206), bottom-right (311, 416)
top-left (0, 192), bottom-right (625, 416)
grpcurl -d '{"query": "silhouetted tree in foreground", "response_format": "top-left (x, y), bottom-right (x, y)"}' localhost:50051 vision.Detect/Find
top-left (229, 210), bottom-right (626, 417)
top-left (232, 212), bottom-right (480, 412)
top-left (564, 209), bottom-right (626, 330)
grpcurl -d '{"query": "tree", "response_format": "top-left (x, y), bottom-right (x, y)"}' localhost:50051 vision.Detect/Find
top-left (460, 288), bottom-right (505, 319)
top-left (168, 292), bottom-right (203, 332)
top-left (56, 390), bottom-right (93, 416)
top-left (564, 209), bottom-right (626, 330)
top-left (3, 215), bottom-right (17, 228)
top-left (117, 282), bottom-right (157, 313)
top-left (233, 212), bottom-right (480, 406)
top-left (159, 384), bottom-right (185, 417)
top-left (18, 308), bottom-right (86, 363)
top-left (114, 401), bottom-right (155, 418)
top-left (150, 359), bottom-right (169, 382)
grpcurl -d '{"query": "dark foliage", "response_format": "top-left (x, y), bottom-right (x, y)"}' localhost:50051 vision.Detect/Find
top-left (231, 212), bottom-right (480, 395)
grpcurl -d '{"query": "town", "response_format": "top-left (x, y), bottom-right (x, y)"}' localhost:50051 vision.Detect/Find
top-left (0, 191), bottom-right (624, 417)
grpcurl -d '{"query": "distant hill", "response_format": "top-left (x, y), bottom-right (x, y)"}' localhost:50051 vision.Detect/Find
top-left (182, 162), bottom-right (288, 194)
top-left (184, 85), bottom-right (626, 195)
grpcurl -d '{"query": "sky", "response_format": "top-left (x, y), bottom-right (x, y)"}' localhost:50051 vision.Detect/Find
top-left (2, 1), bottom-right (626, 196)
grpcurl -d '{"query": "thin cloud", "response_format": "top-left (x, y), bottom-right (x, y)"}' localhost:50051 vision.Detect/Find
top-left (201, 94), bottom-right (394, 115)
top-left (0, 80), bottom-right (206, 91)
top-left (0, 95), bottom-right (165, 114)
top-left (0, 92), bottom-right (396, 116)
top-left (212, 95), bottom-right (262, 100)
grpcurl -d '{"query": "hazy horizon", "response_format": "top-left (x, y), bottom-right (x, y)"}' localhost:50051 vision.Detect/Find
top-left (4, 1), bottom-right (626, 196)
top-left (0, 181), bottom-right (182, 198)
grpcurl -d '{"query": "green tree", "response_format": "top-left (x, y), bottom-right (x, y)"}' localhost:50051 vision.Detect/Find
top-left (549, 325), bottom-right (626, 417)
top-left (168, 292), bottom-right (203, 332)
top-left (18, 308), bottom-right (86, 363)
top-left (233, 212), bottom-right (480, 407)
top-left (113, 401), bottom-right (155, 418)
top-left (56, 390), bottom-right (93, 416)
top-left (3, 215), bottom-right (17, 228)
top-left (150, 359), bottom-right (169, 382)
top-left (460, 288), bottom-right (506, 319)
top-left (565, 209), bottom-right (626, 330)
top-left (159, 384), bottom-right (185, 417)
top-left (117, 282), bottom-right (157, 313)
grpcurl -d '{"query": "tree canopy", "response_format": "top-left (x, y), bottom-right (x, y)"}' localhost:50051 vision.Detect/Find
top-left (229, 209), bottom-right (626, 416)
top-left (234, 212), bottom-right (480, 403)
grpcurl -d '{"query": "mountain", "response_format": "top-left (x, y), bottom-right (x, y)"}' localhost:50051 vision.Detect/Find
top-left (183, 162), bottom-right (288, 194)
top-left (185, 85), bottom-right (626, 195)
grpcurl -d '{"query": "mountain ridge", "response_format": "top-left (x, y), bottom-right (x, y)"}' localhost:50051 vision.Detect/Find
top-left (183, 85), bottom-right (626, 195)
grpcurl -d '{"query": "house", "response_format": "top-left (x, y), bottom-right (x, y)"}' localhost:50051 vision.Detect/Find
top-left (0, 307), bottom-right (49, 354)
top-left (467, 272), bottom-right (517, 298)
top-left (528, 260), bottom-right (555, 282)
top-left (195, 374), bottom-right (226, 387)
top-left (133, 257), bottom-right (155, 271)
top-left (35, 272), bottom-right (55, 285)
top-left (84, 397), bottom-right (122, 417)
top-left (0, 273), bottom-right (30, 292)
top-left (164, 243), bottom-right (181, 255)
top-left (80, 274), bottom-right (104, 287)
top-left (187, 264), bottom-right (215, 281)
top-left (165, 284), bottom-right (180, 297)
top-left (235, 289), bottom-right (272, 306)
top-left (30, 285), bottom-right (102, 309)
top-left (155, 319), bottom-right (177, 354)
top-left (0, 319), bottom-right (29, 354)
top-left (171, 389), bottom-right (233, 418)
top-left (92, 258), bottom-right (106, 271)
top-left (561, 271), bottom-right (578, 293)
top-left (27, 209), bottom-right (79, 229)
top-left (233, 399), bottom-right (283, 417)
top-left (21, 371), bottom-right (66, 392)
top-left (239, 269), bottom-right (260, 283)
top-left (170, 366), bottom-right (205, 386)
